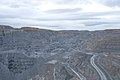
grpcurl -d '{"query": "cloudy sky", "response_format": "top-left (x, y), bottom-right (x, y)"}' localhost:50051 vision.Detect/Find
top-left (0, 0), bottom-right (120, 30)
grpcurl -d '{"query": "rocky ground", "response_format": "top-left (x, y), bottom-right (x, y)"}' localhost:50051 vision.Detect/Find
top-left (0, 25), bottom-right (120, 80)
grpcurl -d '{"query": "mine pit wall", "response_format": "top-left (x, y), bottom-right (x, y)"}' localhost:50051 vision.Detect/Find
top-left (86, 38), bottom-right (120, 53)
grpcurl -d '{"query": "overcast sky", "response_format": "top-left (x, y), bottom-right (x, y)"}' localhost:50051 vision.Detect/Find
top-left (0, 0), bottom-right (120, 30)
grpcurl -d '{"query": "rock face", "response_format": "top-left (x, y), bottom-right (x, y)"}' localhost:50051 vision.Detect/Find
top-left (0, 26), bottom-right (120, 80)
top-left (90, 38), bottom-right (120, 52)
top-left (7, 52), bottom-right (36, 74)
top-left (86, 30), bottom-right (120, 52)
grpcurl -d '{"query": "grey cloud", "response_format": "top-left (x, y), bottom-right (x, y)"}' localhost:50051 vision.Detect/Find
top-left (52, 0), bottom-right (91, 4)
top-left (35, 18), bottom-right (100, 21)
top-left (103, 0), bottom-right (120, 7)
top-left (95, 0), bottom-right (120, 7)
top-left (0, 0), bottom-right (24, 8)
top-left (84, 21), bottom-right (120, 26)
top-left (44, 11), bottom-right (120, 21)
top-left (0, 6), bottom-right (37, 19)
top-left (70, 11), bottom-right (120, 17)
top-left (9, 4), bottom-right (21, 8)
top-left (45, 8), bottom-right (81, 14)
top-left (37, 10), bottom-right (120, 21)
top-left (56, 0), bottom-right (120, 7)
top-left (0, 0), bottom-right (41, 8)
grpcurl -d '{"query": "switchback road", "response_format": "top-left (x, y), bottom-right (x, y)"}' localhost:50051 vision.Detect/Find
top-left (90, 55), bottom-right (107, 80)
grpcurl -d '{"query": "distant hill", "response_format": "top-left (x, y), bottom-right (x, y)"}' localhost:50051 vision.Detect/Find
top-left (15, 27), bottom-right (40, 31)
top-left (0, 25), bottom-right (14, 29)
